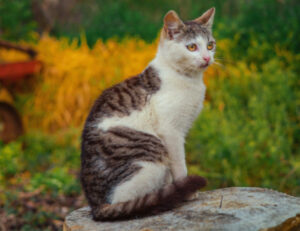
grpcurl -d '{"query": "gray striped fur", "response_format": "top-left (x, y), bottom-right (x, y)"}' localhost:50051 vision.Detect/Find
top-left (81, 66), bottom-right (170, 218)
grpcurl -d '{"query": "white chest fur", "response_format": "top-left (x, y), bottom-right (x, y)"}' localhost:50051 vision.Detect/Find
top-left (152, 65), bottom-right (206, 136)
top-left (97, 62), bottom-right (206, 140)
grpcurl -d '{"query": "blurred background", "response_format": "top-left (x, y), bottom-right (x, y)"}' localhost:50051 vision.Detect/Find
top-left (0, 0), bottom-right (299, 230)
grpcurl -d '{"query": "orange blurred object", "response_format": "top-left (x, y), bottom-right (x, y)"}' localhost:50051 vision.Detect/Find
top-left (0, 40), bottom-right (41, 143)
top-left (0, 60), bottom-right (42, 80)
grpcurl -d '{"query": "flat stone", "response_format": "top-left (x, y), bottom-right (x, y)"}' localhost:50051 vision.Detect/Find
top-left (64, 187), bottom-right (300, 231)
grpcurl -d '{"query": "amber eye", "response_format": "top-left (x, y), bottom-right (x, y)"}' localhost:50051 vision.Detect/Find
top-left (186, 43), bottom-right (197, 51)
top-left (207, 41), bottom-right (215, 50)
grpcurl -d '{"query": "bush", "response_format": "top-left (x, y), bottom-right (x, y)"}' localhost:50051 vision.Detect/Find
top-left (0, 142), bottom-right (23, 179)
top-left (216, 0), bottom-right (300, 63)
top-left (29, 167), bottom-right (80, 196)
top-left (187, 58), bottom-right (299, 195)
top-left (51, 0), bottom-right (300, 58)
top-left (0, 0), bottom-right (37, 41)
top-left (0, 131), bottom-right (81, 195)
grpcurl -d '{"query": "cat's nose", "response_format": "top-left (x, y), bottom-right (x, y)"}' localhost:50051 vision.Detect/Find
top-left (203, 56), bottom-right (210, 63)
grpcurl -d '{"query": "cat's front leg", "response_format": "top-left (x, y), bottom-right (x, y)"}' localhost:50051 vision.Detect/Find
top-left (162, 132), bottom-right (187, 180)
top-left (172, 159), bottom-right (188, 180)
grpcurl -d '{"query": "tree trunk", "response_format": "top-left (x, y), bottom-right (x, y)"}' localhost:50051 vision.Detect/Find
top-left (64, 187), bottom-right (300, 231)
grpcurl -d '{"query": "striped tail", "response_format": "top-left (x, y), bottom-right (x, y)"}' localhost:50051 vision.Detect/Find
top-left (92, 175), bottom-right (206, 221)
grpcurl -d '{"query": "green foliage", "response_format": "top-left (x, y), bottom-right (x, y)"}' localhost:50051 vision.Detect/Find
top-left (187, 58), bottom-right (300, 195)
top-left (0, 0), bottom-right (37, 41)
top-left (77, 1), bottom-right (158, 45)
top-left (2, 188), bottom-right (60, 231)
top-left (1, 0), bottom-right (299, 58)
top-left (0, 131), bottom-right (82, 230)
top-left (0, 130), bottom-right (81, 195)
top-left (0, 142), bottom-right (22, 179)
top-left (52, 0), bottom-right (300, 56)
top-left (216, 0), bottom-right (300, 63)
top-left (22, 210), bottom-right (57, 231)
top-left (29, 167), bottom-right (80, 196)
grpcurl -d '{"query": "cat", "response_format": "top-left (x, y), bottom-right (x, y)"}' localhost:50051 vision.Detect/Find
top-left (81, 7), bottom-right (216, 221)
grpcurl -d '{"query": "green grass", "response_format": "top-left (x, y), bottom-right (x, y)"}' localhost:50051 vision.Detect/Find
top-left (0, 130), bottom-right (81, 195)
top-left (0, 0), bottom-right (37, 42)
top-left (187, 58), bottom-right (299, 195)
top-left (0, 130), bottom-right (82, 230)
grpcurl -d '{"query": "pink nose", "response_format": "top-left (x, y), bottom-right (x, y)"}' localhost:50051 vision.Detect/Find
top-left (203, 56), bottom-right (210, 63)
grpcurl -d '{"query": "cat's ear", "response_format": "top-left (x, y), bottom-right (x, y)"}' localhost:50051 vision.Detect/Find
top-left (194, 7), bottom-right (215, 29)
top-left (163, 10), bottom-right (185, 40)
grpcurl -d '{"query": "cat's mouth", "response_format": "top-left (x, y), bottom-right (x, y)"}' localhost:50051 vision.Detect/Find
top-left (199, 63), bottom-right (209, 69)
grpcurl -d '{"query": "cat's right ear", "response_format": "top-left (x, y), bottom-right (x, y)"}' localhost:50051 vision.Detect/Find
top-left (163, 10), bottom-right (185, 40)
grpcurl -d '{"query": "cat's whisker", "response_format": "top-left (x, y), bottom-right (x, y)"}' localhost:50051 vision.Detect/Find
top-left (212, 61), bottom-right (225, 68)
top-left (214, 58), bottom-right (236, 65)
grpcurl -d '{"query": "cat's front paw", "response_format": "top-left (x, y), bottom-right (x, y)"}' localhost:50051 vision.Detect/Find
top-left (185, 191), bottom-right (199, 201)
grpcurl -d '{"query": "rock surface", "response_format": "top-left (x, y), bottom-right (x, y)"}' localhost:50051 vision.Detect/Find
top-left (64, 187), bottom-right (300, 231)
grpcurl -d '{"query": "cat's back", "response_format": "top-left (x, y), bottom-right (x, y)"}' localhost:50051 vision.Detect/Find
top-left (83, 66), bottom-right (161, 132)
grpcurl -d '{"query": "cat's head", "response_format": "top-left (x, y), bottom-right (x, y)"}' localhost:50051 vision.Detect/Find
top-left (158, 8), bottom-right (216, 76)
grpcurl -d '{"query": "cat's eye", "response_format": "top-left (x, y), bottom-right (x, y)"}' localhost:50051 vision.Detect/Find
top-left (207, 41), bottom-right (215, 50)
top-left (186, 43), bottom-right (197, 52)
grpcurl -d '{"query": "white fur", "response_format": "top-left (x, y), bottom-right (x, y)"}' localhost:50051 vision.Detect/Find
top-left (98, 33), bottom-right (213, 199)
top-left (149, 47), bottom-right (207, 179)
top-left (159, 36), bottom-right (215, 76)
top-left (98, 100), bottom-right (159, 137)
top-left (98, 36), bottom-right (209, 137)
top-left (110, 161), bottom-right (171, 203)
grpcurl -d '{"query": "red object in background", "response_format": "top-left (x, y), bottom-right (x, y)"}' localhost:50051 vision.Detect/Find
top-left (0, 40), bottom-right (41, 143)
top-left (0, 60), bottom-right (42, 80)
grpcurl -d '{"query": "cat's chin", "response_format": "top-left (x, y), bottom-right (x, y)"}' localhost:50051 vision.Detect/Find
top-left (199, 63), bottom-right (209, 70)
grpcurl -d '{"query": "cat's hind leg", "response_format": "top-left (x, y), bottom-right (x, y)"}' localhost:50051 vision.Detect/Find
top-left (110, 161), bottom-right (172, 204)
top-left (93, 172), bottom-right (206, 221)
top-left (88, 127), bottom-right (206, 220)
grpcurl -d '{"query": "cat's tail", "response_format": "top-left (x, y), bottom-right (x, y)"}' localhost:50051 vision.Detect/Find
top-left (92, 175), bottom-right (206, 221)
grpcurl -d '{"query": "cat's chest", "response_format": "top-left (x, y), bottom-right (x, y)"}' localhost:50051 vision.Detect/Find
top-left (153, 76), bottom-right (206, 133)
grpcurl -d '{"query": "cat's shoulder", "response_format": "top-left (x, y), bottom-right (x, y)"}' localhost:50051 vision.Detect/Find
top-left (101, 65), bottom-right (161, 97)
top-left (85, 66), bottom-right (161, 122)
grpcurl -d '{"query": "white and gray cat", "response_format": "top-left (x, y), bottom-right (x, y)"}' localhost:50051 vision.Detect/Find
top-left (81, 8), bottom-right (216, 221)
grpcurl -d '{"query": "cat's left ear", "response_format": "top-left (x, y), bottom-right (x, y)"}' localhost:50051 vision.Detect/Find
top-left (194, 7), bottom-right (215, 30)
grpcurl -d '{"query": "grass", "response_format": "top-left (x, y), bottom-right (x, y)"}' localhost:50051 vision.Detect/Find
top-left (187, 58), bottom-right (299, 195)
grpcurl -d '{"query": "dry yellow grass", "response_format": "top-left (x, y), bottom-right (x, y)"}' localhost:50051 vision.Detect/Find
top-left (0, 35), bottom-right (227, 132)
top-left (29, 36), bottom-right (157, 131)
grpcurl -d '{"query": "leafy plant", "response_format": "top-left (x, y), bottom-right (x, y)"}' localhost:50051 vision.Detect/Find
top-left (0, 0), bottom-right (37, 41)
top-left (187, 58), bottom-right (299, 195)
